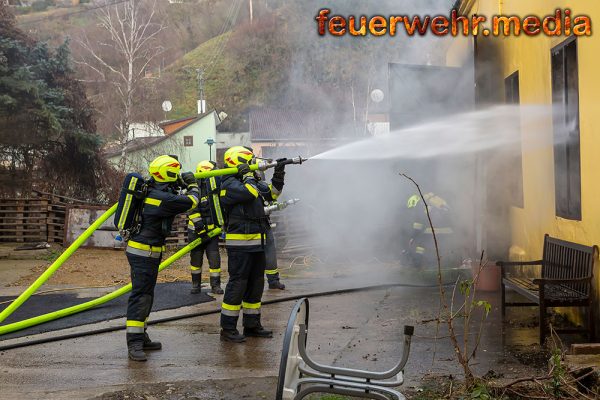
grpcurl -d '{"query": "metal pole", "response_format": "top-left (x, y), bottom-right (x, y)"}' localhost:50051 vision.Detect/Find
top-left (196, 68), bottom-right (204, 114)
top-left (249, 0), bottom-right (253, 24)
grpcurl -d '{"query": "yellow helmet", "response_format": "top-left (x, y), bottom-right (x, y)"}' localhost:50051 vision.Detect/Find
top-left (148, 155), bottom-right (181, 183)
top-left (196, 160), bottom-right (216, 173)
top-left (425, 193), bottom-right (449, 210)
top-left (224, 146), bottom-right (254, 167)
top-left (407, 195), bottom-right (420, 209)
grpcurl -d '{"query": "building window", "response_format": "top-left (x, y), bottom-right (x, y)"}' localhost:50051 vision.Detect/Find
top-left (183, 136), bottom-right (193, 147)
top-left (504, 71), bottom-right (524, 208)
top-left (551, 37), bottom-right (581, 220)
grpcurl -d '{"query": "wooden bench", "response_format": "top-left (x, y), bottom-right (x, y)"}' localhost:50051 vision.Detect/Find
top-left (498, 234), bottom-right (597, 344)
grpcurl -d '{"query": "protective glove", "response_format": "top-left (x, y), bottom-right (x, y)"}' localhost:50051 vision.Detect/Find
top-left (272, 176), bottom-right (284, 192)
top-left (236, 163), bottom-right (251, 177)
top-left (198, 231), bottom-right (211, 242)
top-left (180, 171), bottom-right (198, 189)
top-left (193, 219), bottom-right (206, 234)
top-left (272, 158), bottom-right (286, 191)
top-left (274, 158), bottom-right (287, 174)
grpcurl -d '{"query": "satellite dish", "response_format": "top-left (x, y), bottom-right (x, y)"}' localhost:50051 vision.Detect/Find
top-left (162, 100), bottom-right (173, 112)
top-left (370, 89), bottom-right (384, 103)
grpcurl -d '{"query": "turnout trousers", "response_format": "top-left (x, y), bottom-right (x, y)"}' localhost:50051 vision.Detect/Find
top-left (264, 230), bottom-right (280, 284)
top-left (188, 230), bottom-right (221, 279)
top-left (125, 252), bottom-right (161, 345)
top-left (220, 250), bottom-right (266, 330)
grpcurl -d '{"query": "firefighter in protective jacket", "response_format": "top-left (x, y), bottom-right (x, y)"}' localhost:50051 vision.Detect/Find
top-left (406, 192), bottom-right (453, 268)
top-left (219, 146), bottom-right (285, 342)
top-left (188, 160), bottom-right (225, 294)
top-left (125, 155), bottom-right (200, 362)
top-left (253, 168), bottom-right (286, 290)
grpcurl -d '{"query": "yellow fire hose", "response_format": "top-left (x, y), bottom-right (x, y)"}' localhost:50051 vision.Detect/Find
top-left (0, 162), bottom-right (275, 332)
top-left (0, 228), bottom-right (221, 336)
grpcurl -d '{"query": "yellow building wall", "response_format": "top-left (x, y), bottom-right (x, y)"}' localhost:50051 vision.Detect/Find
top-left (458, 0), bottom-right (600, 326)
top-left (461, 0), bottom-right (600, 252)
top-left (498, 0), bottom-right (600, 259)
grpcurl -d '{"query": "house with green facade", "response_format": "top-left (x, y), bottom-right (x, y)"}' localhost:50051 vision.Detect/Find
top-left (106, 111), bottom-right (221, 174)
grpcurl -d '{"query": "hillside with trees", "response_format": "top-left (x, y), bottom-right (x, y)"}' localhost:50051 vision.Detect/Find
top-left (14, 0), bottom-right (406, 137)
top-left (2, 0), bottom-right (442, 188)
top-left (0, 3), bottom-right (114, 200)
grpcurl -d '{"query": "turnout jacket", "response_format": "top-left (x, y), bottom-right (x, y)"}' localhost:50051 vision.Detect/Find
top-left (130, 184), bottom-right (199, 247)
top-left (220, 174), bottom-right (278, 252)
top-left (187, 176), bottom-right (225, 233)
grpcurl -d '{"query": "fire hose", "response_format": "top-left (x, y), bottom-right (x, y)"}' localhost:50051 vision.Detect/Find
top-left (0, 158), bottom-right (306, 334)
top-left (0, 282), bottom-right (449, 351)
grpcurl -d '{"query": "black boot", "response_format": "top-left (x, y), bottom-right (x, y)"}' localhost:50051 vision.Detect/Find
top-left (128, 341), bottom-right (147, 361)
top-left (244, 325), bottom-right (273, 338)
top-left (268, 280), bottom-right (286, 290)
top-left (191, 272), bottom-right (202, 294)
top-left (210, 276), bottom-right (224, 295)
top-left (220, 329), bottom-right (246, 343)
top-left (143, 332), bottom-right (162, 351)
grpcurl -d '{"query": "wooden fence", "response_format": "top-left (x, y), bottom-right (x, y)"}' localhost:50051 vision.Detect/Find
top-left (0, 191), bottom-right (93, 244)
top-left (0, 191), bottom-right (308, 253)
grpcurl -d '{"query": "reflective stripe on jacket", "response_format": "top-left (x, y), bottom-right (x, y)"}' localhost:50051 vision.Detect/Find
top-left (220, 175), bottom-right (277, 252)
top-left (130, 184), bottom-right (198, 247)
top-left (187, 176), bottom-right (224, 232)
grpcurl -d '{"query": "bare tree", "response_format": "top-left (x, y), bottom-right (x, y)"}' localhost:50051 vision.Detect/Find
top-left (76, 0), bottom-right (166, 168)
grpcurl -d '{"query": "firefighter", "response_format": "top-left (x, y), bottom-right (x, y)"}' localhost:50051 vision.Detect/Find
top-left (406, 192), bottom-right (453, 268)
top-left (253, 168), bottom-right (286, 290)
top-left (265, 230), bottom-right (285, 290)
top-left (125, 155), bottom-right (200, 362)
top-left (188, 160), bottom-right (225, 295)
top-left (219, 146), bottom-right (285, 342)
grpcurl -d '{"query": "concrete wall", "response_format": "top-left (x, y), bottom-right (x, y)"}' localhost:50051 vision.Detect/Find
top-left (65, 206), bottom-right (120, 249)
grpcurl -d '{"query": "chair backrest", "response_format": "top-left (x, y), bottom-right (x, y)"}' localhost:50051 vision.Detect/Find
top-left (542, 234), bottom-right (596, 296)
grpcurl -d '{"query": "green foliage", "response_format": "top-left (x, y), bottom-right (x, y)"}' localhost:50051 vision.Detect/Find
top-left (474, 299), bottom-right (492, 316)
top-left (0, 5), bottom-right (112, 200)
top-left (42, 249), bottom-right (61, 262)
top-left (167, 14), bottom-right (293, 130)
top-left (31, 1), bottom-right (49, 12)
top-left (468, 382), bottom-right (492, 399)
top-left (14, 6), bottom-right (32, 15)
top-left (458, 279), bottom-right (492, 317)
top-left (459, 279), bottom-right (472, 296)
top-left (166, 3), bottom-right (388, 130)
top-left (548, 349), bottom-right (566, 396)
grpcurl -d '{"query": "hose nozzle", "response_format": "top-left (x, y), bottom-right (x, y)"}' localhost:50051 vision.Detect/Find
top-left (256, 160), bottom-right (278, 171)
top-left (288, 156), bottom-right (308, 165)
top-left (264, 198), bottom-right (300, 215)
